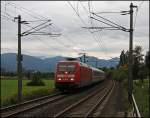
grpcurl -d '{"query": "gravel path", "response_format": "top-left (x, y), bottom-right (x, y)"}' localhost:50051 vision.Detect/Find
top-left (98, 81), bottom-right (125, 117)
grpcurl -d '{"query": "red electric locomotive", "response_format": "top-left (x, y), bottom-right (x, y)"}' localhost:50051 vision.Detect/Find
top-left (55, 61), bottom-right (105, 91)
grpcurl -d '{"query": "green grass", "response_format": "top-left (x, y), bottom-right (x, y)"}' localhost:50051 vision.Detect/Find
top-left (133, 78), bottom-right (149, 117)
top-left (122, 79), bottom-right (132, 116)
top-left (1, 79), bottom-right (55, 107)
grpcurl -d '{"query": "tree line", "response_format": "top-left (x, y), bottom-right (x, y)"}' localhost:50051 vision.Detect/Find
top-left (119, 45), bottom-right (149, 81)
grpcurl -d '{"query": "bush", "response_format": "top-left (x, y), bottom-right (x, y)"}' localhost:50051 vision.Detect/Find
top-left (26, 72), bottom-right (45, 86)
top-left (111, 66), bottom-right (128, 82)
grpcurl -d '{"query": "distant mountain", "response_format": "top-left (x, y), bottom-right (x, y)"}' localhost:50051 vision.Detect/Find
top-left (1, 53), bottom-right (119, 72)
top-left (44, 56), bottom-right (66, 72)
top-left (1, 53), bottom-right (48, 72)
top-left (78, 56), bottom-right (119, 68)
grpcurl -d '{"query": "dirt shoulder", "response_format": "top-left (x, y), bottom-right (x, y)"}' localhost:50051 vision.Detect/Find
top-left (99, 81), bottom-right (125, 117)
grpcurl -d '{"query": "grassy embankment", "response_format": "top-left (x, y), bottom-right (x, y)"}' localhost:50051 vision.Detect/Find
top-left (133, 78), bottom-right (149, 117)
top-left (1, 77), bottom-right (55, 107)
top-left (109, 68), bottom-right (149, 117)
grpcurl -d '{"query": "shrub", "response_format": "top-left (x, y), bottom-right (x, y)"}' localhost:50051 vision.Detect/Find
top-left (111, 66), bottom-right (128, 82)
top-left (26, 72), bottom-right (45, 86)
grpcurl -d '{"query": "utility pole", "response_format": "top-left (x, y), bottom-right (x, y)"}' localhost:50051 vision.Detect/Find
top-left (82, 2), bottom-right (137, 103)
top-left (128, 3), bottom-right (137, 103)
top-left (83, 53), bottom-right (86, 63)
top-left (13, 15), bottom-right (57, 102)
top-left (79, 53), bottom-right (86, 63)
top-left (15, 15), bottom-right (22, 102)
top-left (95, 59), bottom-right (98, 68)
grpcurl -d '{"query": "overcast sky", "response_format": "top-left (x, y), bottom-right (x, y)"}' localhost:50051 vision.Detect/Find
top-left (1, 1), bottom-right (149, 59)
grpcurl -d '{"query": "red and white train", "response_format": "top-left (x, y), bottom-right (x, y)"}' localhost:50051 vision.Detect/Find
top-left (55, 61), bottom-right (105, 91)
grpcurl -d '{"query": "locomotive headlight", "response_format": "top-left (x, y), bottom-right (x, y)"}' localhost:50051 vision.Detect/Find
top-left (58, 78), bottom-right (61, 80)
top-left (70, 78), bottom-right (74, 81)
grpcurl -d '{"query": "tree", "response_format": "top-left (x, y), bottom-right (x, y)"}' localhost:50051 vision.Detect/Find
top-left (145, 51), bottom-right (150, 77)
top-left (145, 51), bottom-right (150, 69)
top-left (118, 45), bottom-right (145, 80)
top-left (118, 50), bottom-right (128, 68)
top-left (26, 71), bottom-right (45, 86)
top-left (119, 50), bottom-right (126, 66)
top-left (132, 46), bottom-right (144, 80)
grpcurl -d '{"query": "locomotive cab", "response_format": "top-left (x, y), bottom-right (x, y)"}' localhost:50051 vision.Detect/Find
top-left (55, 61), bottom-right (80, 90)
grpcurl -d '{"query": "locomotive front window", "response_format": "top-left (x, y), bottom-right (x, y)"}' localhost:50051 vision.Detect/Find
top-left (58, 64), bottom-right (75, 72)
top-left (59, 65), bottom-right (67, 72)
top-left (67, 65), bottom-right (75, 72)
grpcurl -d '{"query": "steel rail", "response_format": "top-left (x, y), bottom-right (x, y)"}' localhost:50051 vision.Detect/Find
top-left (53, 83), bottom-right (109, 118)
top-left (84, 80), bottom-right (115, 117)
top-left (1, 94), bottom-right (66, 118)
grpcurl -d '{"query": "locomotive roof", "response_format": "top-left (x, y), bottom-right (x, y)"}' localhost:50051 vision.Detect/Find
top-left (90, 67), bottom-right (105, 73)
top-left (58, 61), bottom-right (80, 63)
top-left (58, 61), bottom-right (105, 73)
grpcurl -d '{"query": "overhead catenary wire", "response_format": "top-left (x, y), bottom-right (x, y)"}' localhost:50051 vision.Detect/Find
top-left (1, 10), bottom-right (79, 56)
top-left (22, 20), bottom-right (51, 35)
top-left (22, 22), bottom-right (80, 54)
top-left (87, 1), bottom-right (124, 59)
top-left (88, 1), bottom-right (107, 56)
top-left (67, 1), bottom-right (105, 52)
top-left (73, 1), bottom-right (110, 58)
top-left (4, 2), bottom-right (49, 20)
top-left (2, 4), bottom-right (77, 53)
top-left (2, 1), bottom-right (87, 55)
top-left (133, 1), bottom-right (144, 29)
top-left (132, 1), bottom-right (145, 48)
top-left (91, 12), bottom-right (128, 31)
top-left (1, 15), bottom-right (67, 54)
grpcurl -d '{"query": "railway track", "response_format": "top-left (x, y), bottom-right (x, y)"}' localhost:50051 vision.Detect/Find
top-left (1, 92), bottom-right (66, 118)
top-left (53, 80), bottom-right (115, 117)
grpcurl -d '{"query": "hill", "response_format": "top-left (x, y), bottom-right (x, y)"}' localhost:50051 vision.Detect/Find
top-left (1, 53), bottom-right (119, 72)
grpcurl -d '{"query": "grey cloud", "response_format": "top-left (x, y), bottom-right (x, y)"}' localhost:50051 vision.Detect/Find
top-left (1, 1), bottom-right (149, 59)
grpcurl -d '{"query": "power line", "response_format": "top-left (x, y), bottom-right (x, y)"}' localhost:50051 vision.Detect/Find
top-left (80, 1), bottom-right (109, 58)
top-left (1, 13), bottom-right (72, 55)
top-left (5, 2), bottom-right (49, 20)
top-left (22, 23), bottom-right (79, 54)
top-left (2, 5), bottom-right (78, 53)
top-left (87, 1), bottom-right (109, 58)
top-left (79, 1), bottom-right (113, 56)
top-left (2, 1), bottom-right (86, 55)
top-left (133, 1), bottom-right (144, 29)
top-left (67, 1), bottom-right (88, 26)
top-left (67, 1), bottom-right (105, 53)
top-left (91, 12), bottom-right (128, 31)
